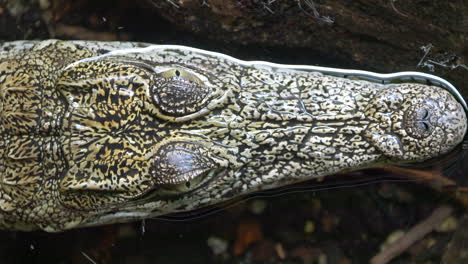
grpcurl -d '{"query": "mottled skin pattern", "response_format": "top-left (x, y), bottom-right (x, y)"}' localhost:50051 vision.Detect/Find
top-left (0, 40), bottom-right (466, 232)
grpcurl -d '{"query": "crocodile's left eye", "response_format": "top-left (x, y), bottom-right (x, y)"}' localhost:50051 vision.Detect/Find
top-left (151, 68), bottom-right (214, 118)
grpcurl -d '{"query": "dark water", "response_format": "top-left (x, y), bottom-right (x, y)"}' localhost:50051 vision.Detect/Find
top-left (1, 1), bottom-right (467, 263)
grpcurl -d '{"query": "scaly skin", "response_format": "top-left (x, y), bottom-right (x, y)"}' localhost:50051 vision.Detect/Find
top-left (0, 40), bottom-right (466, 231)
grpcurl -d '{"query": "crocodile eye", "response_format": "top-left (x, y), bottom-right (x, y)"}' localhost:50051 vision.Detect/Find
top-left (405, 105), bottom-right (434, 138)
top-left (159, 169), bottom-right (219, 195)
top-left (151, 68), bottom-right (214, 117)
top-left (158, 68), bottom-right (200, 82)
top-left (151, 141), bottom-right (218, 195)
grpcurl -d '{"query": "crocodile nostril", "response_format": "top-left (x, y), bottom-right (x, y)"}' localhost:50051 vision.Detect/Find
top-left (404, 104), bottom-right (435, 138)
top-left (415, 107), bottom-right (430, 120)
top-left (416, 120), bottom-right (431, 132)
top-left (422, 108), bottom-right (429, 120)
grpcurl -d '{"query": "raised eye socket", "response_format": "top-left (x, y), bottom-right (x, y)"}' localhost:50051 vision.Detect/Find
top-left (151, 142), bottom-right (218, 195)
top-left (405, 105), bottom-right (434, 138)
top-left (151, 68), bottom-right (213, 117)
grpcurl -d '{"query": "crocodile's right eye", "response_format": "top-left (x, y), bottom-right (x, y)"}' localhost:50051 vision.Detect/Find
top-left (151, 141), bottom-right (221, 196)
top-left (151, 68), bottom-right (214, 118)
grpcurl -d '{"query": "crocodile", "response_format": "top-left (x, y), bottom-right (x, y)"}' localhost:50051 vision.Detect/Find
top-left (0, 40), bottom-right (466, 232)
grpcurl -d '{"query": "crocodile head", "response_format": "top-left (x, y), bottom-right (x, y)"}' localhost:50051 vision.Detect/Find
top-left (0, 41), bottom-right (466, 231)
top-left (68, 45), bottom-right (466, 230)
